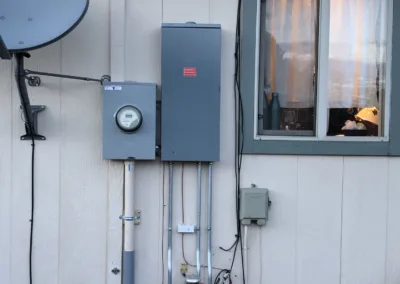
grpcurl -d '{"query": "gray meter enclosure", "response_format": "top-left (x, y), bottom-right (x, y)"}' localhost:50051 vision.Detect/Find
top-left (102, 82), bottom-right (156, 160)
top-left (161, 23), bottom-right (222, 162)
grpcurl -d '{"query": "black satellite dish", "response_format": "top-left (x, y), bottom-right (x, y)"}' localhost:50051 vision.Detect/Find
top-left (0, 0), bottom-right (108, 140)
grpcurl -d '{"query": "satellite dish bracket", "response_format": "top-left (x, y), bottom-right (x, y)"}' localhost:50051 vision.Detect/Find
top-left (14, 52), bottom-right (46, 141)
top-left (0, 0), bottom-right (100, 141)
top-left (15, 62), bottom-right (111, 142)
top-left (24, 69), bottom-right (111, 87)
top-left (20, 105), bottom-right (46, 141)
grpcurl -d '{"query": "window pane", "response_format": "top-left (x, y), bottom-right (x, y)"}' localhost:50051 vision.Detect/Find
top-left (327, 0), bottom-right (388, 137)
top-left (259, 0), bottom-right (318, 136)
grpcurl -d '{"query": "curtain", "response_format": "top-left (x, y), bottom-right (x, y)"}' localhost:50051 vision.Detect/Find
top-left (264, 0), bottom-right (317, 108)
top-left (264, 0), bottom-right (388, 109)
top-left (328, 0), bottom-right (387, 108)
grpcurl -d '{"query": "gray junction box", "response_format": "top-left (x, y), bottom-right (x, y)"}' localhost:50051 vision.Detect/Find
top-left (161, 23), bottom-right (222, 162)
top-left (240, 188), bottom-right (270, 226)
top-left (102, 82), bottom-right (156, 160)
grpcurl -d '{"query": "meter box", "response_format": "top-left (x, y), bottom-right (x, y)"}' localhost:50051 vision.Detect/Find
top-left (102, 82), bottom-right (156, 160)
top-left (161, 23), bottom-right (221, 162)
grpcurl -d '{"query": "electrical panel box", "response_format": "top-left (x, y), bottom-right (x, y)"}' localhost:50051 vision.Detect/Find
top-left (161, 23), bottom-right (221, 162)
top-left (240, 188), bottom-right (270, 226)
top-left (102, 82), bottom-right (156, 160)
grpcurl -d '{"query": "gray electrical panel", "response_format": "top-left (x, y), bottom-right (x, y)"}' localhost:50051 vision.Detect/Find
top-left (240, 188), bottom-right (270, 225)
top-left (161, 23), bottom-right (221, 162)
top-left (102, 82), bottom-right (156, 160)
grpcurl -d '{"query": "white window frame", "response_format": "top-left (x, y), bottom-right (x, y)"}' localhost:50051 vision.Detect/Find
top-left (253, 0), bottom-right (393, 142)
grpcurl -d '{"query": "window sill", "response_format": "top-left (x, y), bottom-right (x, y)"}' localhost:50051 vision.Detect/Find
top-left (254, 135), bottom-right (389, 142)
top-left (244, 137), bottom-right (396, 156)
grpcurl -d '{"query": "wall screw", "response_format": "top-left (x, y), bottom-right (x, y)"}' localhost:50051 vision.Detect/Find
top-left (111, 267), bottom-right (120, 275)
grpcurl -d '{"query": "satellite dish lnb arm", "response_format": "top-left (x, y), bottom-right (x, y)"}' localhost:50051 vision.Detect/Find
top-left (24, 69), bottom-right (111, 86)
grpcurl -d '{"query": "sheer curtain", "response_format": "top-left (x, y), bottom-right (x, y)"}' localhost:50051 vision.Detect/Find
top-left (264, 0), bottom-right (387, 109)
top-left (265, 0), bottom-right (317, 108)
top-left (328, 0), bottom-right (387, 108)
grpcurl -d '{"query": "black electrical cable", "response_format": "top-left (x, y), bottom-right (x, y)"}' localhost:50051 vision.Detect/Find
top-left (29, 136), bottom-right (35, 284)
top-left (219, 235), bottom-right (238, 252)
top-left (227, 0), bottom-right (245, 283)
top-left (213, 269), bottom-right (230, 284)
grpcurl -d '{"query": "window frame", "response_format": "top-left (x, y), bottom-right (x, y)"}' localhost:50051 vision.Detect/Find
top-left (241, 0), bottom-right (400, 156)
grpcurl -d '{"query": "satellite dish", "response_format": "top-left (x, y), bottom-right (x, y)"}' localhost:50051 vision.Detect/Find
top-left (0, 0), bottom-right (90, 141)
top-left (0, 0), bottom-right (89, 52)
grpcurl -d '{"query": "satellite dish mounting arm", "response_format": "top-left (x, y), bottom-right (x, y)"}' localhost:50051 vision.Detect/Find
top-left (15, 52), bottom-right (46, 141)
top-left (15, 58), bottom-right (110, 141)
top-left (0, 35), bottom-right (45, 140)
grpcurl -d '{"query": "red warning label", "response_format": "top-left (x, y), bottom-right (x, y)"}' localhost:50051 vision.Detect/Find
top-left (183, 67), bottom-right (197, 77)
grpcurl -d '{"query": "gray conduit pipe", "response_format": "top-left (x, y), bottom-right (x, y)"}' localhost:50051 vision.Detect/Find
top-left (168, 162), bottom-right (173, 284)
top-left (196, 162), bottom-right (202, 278)
top-left (207, 162), bottom-right (213, 284)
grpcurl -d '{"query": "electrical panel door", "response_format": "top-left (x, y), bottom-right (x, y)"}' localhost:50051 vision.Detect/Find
top-left (161, 23), bottom-right (222, 162)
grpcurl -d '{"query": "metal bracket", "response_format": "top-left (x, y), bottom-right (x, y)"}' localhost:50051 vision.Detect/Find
top-left (20, 105), bottom-right (46, 141)
top-left (119, 210), bottom-right (141, 225)
top-left (24, 69), bottom-right (111, 87)
top-left (27, 76), bottom-right (41, 87)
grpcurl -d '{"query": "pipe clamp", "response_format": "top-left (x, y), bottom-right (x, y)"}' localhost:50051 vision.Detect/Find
top-left (119, 210), bottom-right (141, 225)
top-left (119, 215), bottom-right (138, 221)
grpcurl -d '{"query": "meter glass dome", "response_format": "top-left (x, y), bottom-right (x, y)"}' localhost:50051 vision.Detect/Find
top-left (116, 105), bottom-right (142, 132)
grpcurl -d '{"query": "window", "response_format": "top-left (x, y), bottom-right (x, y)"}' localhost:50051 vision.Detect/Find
top-left (258, 0), bottom-right (319, 137)
top-left (240, 0), bottom-right (400, 155)
top-left (258, 0), bottom-right (390, 138)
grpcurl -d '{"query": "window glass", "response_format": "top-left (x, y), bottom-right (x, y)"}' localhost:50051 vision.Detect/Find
top-left (327, 0), bottom-right (388, 137)
top-left (259, 0), bottom-right (318, 136)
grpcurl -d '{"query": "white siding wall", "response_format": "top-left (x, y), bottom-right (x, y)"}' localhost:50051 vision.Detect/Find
top-left (0, 0), bottom-right (399, 284)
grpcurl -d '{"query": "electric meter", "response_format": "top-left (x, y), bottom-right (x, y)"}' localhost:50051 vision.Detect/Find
top-left (115, 105), bottom-right (143, 133)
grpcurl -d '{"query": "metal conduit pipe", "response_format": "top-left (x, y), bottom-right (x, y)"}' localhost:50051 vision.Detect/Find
top-left (196, 162), bottom-right (202, 278)
top-left (168, 162), bottom-right (174, 284)
top-left (207, 163), bottom-right (213, 284)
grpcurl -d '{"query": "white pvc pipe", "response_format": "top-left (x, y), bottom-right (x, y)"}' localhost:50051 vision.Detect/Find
top-left (243, 225), bottom-right (249, 284)
top-left (124, 161), bottom-right (135, 251)
top-left (122, 161), bottom-right (135, 284)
